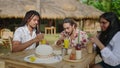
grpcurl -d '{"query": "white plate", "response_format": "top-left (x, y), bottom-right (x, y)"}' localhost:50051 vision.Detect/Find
top-left (24, 54), bottom-right (62, 64)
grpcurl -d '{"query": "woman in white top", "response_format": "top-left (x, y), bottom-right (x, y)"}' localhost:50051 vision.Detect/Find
top-left (90, 12), bottom-right (120, 68)
top-left (12, 10), bottom-right (44, 52)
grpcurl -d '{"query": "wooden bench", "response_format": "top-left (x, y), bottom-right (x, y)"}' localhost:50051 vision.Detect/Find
top-left (45, 27), bottom-right (56, 34)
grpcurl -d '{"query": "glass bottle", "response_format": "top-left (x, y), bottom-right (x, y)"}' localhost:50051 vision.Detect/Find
top-left (69, 47), bottom-right (76, 60)
top-left (61, 48), bottom-right (68, 57)
top-left (87, 42), bottom-right (93, 53)
top-left (75, 43), bottom-right (82, 60)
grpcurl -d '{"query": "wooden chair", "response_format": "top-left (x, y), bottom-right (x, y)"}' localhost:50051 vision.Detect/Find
top-left (0, 28), bottom-right (13, 39)
top-left (45, 27), bottom-right (56, 34)
top-left (0, 37), bottom-right (12, 54)
top-left (0, 28), bottom-right (11, 35)
top-left (0, 28), bottom-right (13, 53)
top-left (8, 37), bottom-right (12, 51)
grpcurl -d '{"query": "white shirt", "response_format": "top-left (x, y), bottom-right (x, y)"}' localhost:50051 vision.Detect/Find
top-left (13, 25), bottom-right (36, 50)
top-left (100, 31), bottom-right (120, 66)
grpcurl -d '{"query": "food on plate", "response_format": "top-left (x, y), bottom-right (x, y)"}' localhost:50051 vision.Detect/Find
top-left (35, 45), bottom-right (54, 58)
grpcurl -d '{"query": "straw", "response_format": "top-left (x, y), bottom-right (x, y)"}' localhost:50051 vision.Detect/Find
top-left (78, 29), bottom-right (80, 44)
top-left (78, 22), bottom-right (81, 44)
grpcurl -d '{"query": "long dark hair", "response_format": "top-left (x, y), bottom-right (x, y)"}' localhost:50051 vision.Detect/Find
top-left (97, 12), bottom-right (120, 55)
top-left (20, 10), bottom-right (41, 34)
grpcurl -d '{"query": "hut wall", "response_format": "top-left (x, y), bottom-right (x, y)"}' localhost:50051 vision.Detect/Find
top-left (83, 19), bottom-right (101, 34)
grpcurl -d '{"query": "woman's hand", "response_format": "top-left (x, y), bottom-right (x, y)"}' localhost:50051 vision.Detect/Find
top-left (35, 33), bottom-right (44, 42)
top-left (90, 35), bottom-right (105, 50)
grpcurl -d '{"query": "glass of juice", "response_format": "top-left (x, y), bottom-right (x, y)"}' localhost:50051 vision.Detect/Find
top-left (41, 39), bottom-right (46, 44)
top-left (64, 38), bottom-right (69, 48)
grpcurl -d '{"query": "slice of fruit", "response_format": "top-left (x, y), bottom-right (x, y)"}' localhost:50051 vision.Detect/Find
top-left (29, 56), bottom-right (36, 62)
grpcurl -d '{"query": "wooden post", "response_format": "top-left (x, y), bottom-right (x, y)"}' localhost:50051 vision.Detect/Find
top-left (80, 19), bottom-right (83, 30)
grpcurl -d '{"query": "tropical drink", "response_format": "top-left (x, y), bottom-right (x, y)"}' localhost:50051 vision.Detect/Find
top-left (64, 38), bottom-right (69, 48)
top-left (41, 39), bottom-right (46, 44)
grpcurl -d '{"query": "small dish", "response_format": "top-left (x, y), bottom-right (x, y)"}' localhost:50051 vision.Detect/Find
top-left (63, 55), bottom-right (85, 62)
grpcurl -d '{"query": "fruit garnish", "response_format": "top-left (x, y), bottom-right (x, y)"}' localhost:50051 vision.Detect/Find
top-left (29, 56), bottom-right (36, 62)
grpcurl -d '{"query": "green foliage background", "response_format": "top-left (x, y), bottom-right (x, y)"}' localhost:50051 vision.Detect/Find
top-left (81, 0), bottom-right (120, 18)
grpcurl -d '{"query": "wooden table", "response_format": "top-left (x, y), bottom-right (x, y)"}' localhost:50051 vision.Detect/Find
top-left (0, 48), bottom-right (96, 68)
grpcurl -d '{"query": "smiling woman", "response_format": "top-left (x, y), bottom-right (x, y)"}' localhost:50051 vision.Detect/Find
top-left (99, 18), bottom-right (109, 31)
top-left (90, 12), bottom-right (120, 68)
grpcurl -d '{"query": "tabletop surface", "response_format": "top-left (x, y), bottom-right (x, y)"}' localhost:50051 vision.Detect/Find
top-left (0, 46), bottom-right (96, 68)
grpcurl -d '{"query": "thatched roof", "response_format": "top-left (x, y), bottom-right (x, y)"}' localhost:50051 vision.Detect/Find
top-left (0, 0), bottom-right (103, 19)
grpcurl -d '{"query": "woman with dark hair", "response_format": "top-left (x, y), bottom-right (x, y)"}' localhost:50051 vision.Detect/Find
top-left (56, 18), bottom-right (88, 47)
top-left (90, 12), bottom-right (120, 68)
top-left (12, 10), bottom-right (44, 52)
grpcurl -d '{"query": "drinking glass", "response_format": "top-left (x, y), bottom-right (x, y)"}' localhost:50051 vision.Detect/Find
top-left (41, 39), bottom-right (46, 44)
top-left (64, 38), bottom-right (69, 48)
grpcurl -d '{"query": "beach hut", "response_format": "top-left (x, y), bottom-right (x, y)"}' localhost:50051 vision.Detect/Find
top-left (0, 0), bottom-right (103, 33)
